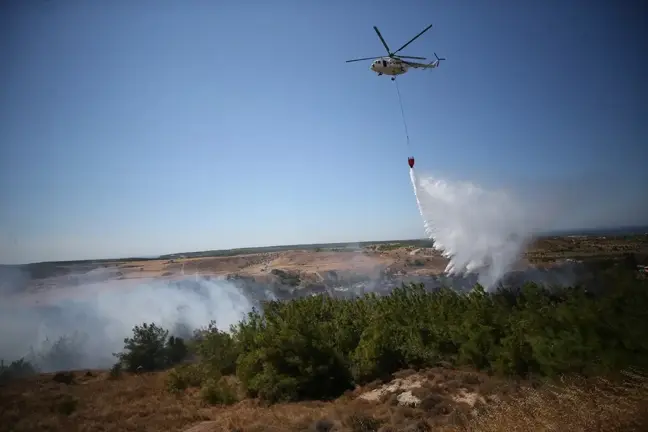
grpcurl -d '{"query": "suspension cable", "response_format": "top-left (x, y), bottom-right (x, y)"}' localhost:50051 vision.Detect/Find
top-left (393, 78), bottom-right (411, 152)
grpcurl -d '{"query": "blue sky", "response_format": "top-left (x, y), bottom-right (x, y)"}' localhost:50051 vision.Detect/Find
top-left (1, 0), bottom-right (646, 264)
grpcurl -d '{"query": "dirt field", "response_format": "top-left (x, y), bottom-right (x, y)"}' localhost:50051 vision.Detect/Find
top-left (5, 235), bottom-right (644, 299)
top-left (103, 235), bottom-right (648, 281)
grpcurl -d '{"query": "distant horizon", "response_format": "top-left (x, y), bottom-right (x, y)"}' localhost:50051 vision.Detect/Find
top-left (6, 224), bottom-right (647, 266)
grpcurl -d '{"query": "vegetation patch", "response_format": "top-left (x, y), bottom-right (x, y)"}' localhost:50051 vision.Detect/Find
top-left (270, 268), bottom-right (302, 286)
top-left (76, 262), bottom-right (648, 406)
top-left (2, 260), bottom-right (648, 431)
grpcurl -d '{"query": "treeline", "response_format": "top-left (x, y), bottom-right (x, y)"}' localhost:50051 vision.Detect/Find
top-left (159, 239), bottom-right (436, 259)
top-left (4, 265), bottom-right (648, 405)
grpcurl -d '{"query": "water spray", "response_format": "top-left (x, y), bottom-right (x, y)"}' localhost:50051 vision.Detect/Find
top-left (409, 168), bottom-right (535, 289)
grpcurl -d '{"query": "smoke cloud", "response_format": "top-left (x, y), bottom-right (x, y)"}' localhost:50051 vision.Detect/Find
top-left (0, 271), bottom-right (264, 372)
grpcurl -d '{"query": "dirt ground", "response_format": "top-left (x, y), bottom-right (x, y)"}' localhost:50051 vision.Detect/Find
top-left (99, 249), bottom-right (447, 281)
top-left (107, 235), bottom-right (647, 282)
top-left (0, 366), bottom-right (530, 432)
top-left (9, 235), bottom-right (644, 324)
top-left (9, 235), bottom-right (647, 298)
top-left (2, 366), bottom-right (645, 432)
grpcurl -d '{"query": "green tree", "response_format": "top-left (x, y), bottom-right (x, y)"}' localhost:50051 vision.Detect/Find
top-left (194, 321), bottom-right (239, 376)
top-left (166, 335), bottom-right (188, 365)
top-left (115, 323), bottom-right (187, 372)
top-left (235, 296), bottom-right (354, 402)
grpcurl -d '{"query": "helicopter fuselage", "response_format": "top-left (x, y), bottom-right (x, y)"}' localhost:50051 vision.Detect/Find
top-left (370, 57), bottom-right (409, 76)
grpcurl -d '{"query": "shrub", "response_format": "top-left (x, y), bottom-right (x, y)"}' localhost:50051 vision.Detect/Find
top-left (55, 395), bottom-right (78, 416)
top-left (270, 268), bottom-right (301, 286)
top-left (166, 363), bottom-right (205, 393)
top-left (235, 295), bottom-right (355, 402)
top-left (193, 321), bottom-right (239, 376)
top-left (114, 323), bottom-right (189, 372)
top-left (166, 335), bottom-right (188, 365)
top-left (200, 377), bottom-right (239, 405)
top-left (343, 413), bottom-right (383, 432)
top-left (52, 371), bottom-right (75, 384)
top-left (108, 362), bottom-right (122, 379)
top-left (0, 358), bottom-right (37, 384)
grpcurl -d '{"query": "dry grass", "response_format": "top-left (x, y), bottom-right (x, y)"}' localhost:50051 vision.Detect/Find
top-left (466, 371), bottom-right (648, 432)
top-left (0, 370), bottom-right (210, 432)
top-left (2, 367), bottom-right (646, 432)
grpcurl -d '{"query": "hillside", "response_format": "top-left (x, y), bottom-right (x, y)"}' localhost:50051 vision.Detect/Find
top-left (2, 256), bottom-right (648, 431)
top-left (2, 235), bottom-right (648, 431)
top-left (2, 366), bottom-right (646, 432)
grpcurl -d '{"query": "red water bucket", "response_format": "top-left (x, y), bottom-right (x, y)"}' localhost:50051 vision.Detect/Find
top-left (407, 157), bottom-right (415, 168)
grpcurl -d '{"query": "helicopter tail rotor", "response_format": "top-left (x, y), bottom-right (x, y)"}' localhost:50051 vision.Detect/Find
top-left (429, 52), bottom-right (446, 68)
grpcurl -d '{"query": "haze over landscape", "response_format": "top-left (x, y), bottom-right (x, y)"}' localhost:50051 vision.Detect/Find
top-left (1, 0), bottom-right (647, 265)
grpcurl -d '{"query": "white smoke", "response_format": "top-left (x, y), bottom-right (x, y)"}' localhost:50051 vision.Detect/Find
top-left (0, 272), bottom-right (262, 372)
top-left (410, 168), bottom-right (541, 289)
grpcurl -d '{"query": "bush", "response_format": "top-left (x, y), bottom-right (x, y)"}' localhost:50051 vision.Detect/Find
top-left (166, 363), bottom-right (205, 393)
top-left (200, 377), bottom-right (239, 405)
top-left (193, 321), bottom-right (239, 376)
top-left (270, 268), bottom-right (301, 286)
top-left (234, 295), bottom-right (355, 402)
top-left (54, 395), bottom-right (78, 416)
top-left (52, 371), bottom-right (74, 384)
top-left (108, 362), bottom-right (122, 379)
top-left (166, 335), bottom-right (189, 365)
top-left (114, 323), bottom-right (189, 372)
top-left (0, 358), bottom-right (38, 384)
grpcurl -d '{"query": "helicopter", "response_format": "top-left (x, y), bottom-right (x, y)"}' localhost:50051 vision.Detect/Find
top-left (346, 24), bottom-right (445, 80)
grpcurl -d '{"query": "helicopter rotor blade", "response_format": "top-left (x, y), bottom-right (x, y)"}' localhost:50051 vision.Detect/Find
top-left (345, 56), bottom-right (383, 63)
top-left (393, 23), bottom-right (433, 55)
top-left (395, 55), bottom-right (427, 60)
top-left (373, 26), bottom-right (392, 55)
